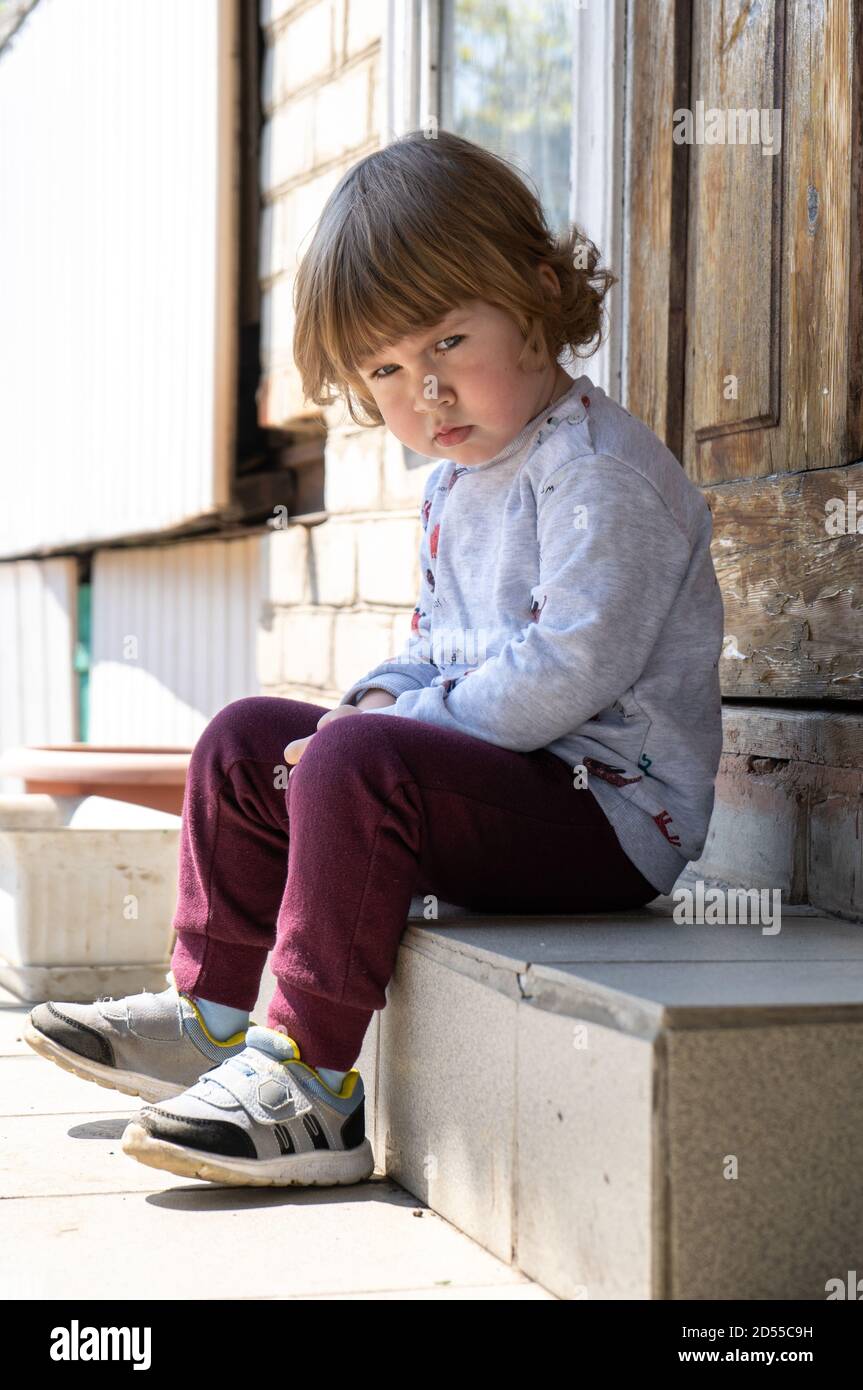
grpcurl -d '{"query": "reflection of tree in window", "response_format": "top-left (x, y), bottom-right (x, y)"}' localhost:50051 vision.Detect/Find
top-left (440, 0), bottom-right (573, 234)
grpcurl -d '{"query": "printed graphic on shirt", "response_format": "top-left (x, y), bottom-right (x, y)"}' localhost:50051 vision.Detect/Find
top-left (534, 415), bottom-right (560, 449)
top-left (535, 395), bottom-right (591, 449)
top-left (441, 667), bottom-right (477, 699)
top-left (422, 498), bottom-right (432, 529)
top-left (430, 522), bottom-right (440, 559)
top-left (653, 808), bottom-right (681, 846)
top-left (446, 466), bottom-right (470, 492)
top-left (583, 756), bottom-right (643, 788)
top-left (529, 591), bottom-right (548, 622)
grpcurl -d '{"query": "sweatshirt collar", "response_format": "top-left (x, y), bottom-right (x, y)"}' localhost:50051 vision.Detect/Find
top-left (462, 373), bottom-right (594, 473)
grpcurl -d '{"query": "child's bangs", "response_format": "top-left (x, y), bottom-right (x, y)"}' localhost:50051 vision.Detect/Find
top-left (324, 215), bottom-right (494, 385)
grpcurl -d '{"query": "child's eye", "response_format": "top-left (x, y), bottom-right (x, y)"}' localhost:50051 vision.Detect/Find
top-left (370, 335), bottom-right (464, 381)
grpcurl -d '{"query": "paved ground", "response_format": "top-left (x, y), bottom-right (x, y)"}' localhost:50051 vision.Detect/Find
top-left (0, 985), bottom-right (555, 1300)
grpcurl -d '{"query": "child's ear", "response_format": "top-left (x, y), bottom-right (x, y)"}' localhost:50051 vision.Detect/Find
top-left (537, 261), bottom-right (562, 299)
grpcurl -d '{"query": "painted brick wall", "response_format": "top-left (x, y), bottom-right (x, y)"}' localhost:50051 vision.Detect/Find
top-left (259, 0), bottom-right (431, 704)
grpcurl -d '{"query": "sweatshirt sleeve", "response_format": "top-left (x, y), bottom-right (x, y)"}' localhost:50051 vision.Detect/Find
top-left (338, 465), bottom-right (444, 707)
top-left (365, 456), bottom-right (692, 750)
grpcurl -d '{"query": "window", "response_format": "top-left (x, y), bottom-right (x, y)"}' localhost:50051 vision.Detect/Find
top-left (439, 0), bottom-right (575, 235)
top-left (386, 0), bottom-right (624, 397)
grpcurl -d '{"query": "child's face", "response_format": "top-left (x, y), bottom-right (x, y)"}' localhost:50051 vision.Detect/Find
top-left (356, 279), bottom-right (570, 466)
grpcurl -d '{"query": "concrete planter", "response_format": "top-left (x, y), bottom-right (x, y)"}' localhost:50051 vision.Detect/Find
top-left (0, 794), bottom-right (182, 1003)
top-left (0, 745), bottom-right (191, 816)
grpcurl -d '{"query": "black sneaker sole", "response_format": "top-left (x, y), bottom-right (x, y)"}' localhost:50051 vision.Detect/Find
top-left (23, 1018), bottom-right (187, 1104)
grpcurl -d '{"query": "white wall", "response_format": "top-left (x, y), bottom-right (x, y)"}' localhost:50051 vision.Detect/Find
top-left (0, 557), bottom-right (77, 790)
top-left (88, 536), bottom-right (264, 745)
top-left (0, 0), bottom-right (238, 557)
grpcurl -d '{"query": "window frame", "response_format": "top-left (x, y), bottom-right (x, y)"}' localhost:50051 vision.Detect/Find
top-left (383, 0), bottom-right (627, 402)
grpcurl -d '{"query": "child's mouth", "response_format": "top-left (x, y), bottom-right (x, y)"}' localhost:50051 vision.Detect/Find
top-left (434, 425), bottom-right (473, 446)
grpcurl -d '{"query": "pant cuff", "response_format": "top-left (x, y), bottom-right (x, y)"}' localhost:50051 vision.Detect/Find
top-left (266, 976), bottom-right (373, 1071)
top-left (171, 931), bottom-right (269, 1012)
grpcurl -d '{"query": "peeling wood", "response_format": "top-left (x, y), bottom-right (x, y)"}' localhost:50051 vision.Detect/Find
top-left (626, 1), bottom-right (863, 703)
top-left (707, 461), bottom-right (863, 698)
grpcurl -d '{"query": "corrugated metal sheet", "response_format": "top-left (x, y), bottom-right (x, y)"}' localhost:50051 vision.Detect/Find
top-left (0, 0), bottom-right (237, 557)
top-left (0, 558), bottom-right (77, 784)
top-left (88, 535), bottom-right (264, 745)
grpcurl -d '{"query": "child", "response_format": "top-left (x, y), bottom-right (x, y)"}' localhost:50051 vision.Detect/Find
top-left (25, 129), bottom-right (724, 1188)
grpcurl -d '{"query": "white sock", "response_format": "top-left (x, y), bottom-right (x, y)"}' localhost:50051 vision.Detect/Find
top-left (316, 1066), bottom-right (349, 1092)
top-left (192, 995), bottom-right (250, 1041)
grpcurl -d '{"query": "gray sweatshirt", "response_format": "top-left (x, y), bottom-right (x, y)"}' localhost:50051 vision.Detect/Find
top-left (339, 372), bottom-right (725, 895)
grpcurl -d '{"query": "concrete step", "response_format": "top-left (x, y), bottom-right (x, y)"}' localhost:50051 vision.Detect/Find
top-left (274, 881), bottom-right (862, 1301)
top-left (0, 794), bottom-right (179, 1002)
top-left (0, 987), bottom-right (555, 1300)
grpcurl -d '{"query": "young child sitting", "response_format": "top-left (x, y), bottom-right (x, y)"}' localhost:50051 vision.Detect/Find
top-left (26, 128), bottom-right (724, 1189)
top-left (291, 126), bottom-right (725, 905)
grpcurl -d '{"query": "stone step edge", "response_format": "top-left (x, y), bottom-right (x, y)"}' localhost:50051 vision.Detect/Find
top-left (398, 917), bottom-right (863, 1039)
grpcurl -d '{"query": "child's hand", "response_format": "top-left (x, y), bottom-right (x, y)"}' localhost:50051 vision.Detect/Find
top-left (284, 704), bottom-right (364, 773)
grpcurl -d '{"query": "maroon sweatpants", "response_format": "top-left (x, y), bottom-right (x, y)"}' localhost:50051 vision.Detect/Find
top-left (169, 696), bottom-right (659, 1069)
